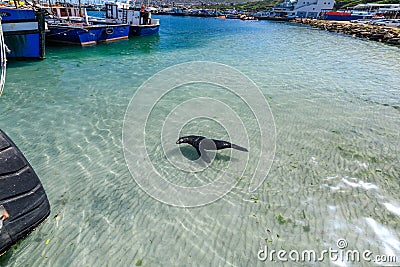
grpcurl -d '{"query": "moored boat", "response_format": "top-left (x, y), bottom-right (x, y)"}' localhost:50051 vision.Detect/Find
top-left (254, 0), bottom-right (334, 20)
top-left (322, 11), bottom-right (374, 21)
top-left (46, 22), bottom-right (129, 46)
top-left (45, 6), bottom-right (129, 46)
top-left (226, 14), bottom-right (240, 19)
top-left (104, 2), bottom-right (160, 37)
top-left (46, 23), bottom-right (101, 46)
top-left (0, 5), bottom-right (46, 59)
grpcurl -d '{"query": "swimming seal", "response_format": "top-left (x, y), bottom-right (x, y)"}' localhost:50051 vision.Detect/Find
top-left (176, 135), bottom-right (248, 163)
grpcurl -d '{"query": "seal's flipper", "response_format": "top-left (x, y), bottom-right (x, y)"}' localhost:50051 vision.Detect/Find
top-left (212, 140), bottom-right (248, 152)
top-left (194, 146), bottom-right (210, 162)
top-left (231, 144), bottom-right (248, 152)
top-left (198, 146), bottom-right (211, 163)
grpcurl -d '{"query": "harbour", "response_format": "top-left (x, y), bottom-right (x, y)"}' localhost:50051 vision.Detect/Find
top-left (0, 0), bottom-right (399, 60)
top-left (0, 1), bottom-right (160, 58)
top-left (0, 1), bottom-right (400, 267)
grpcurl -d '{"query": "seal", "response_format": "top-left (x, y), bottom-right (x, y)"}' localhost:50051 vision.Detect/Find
top-left (176, 135), bottom-right (248, 163)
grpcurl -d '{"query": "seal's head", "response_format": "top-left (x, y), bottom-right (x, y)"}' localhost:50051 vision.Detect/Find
top-left (176, 136), bottom-right (196, 144)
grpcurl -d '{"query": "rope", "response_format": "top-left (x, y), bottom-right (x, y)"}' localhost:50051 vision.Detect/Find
top-left (0, 17), bottom-right (7, 97)
top-left (0, 215), bottom-right (4, 231)
top-left (0, 205), bottom-right (9, 231)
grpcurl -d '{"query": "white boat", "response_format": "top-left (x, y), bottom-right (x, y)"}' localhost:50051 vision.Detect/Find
top-left (255, 0), bottom-right (335, 19)
top-left (103, 1), bottom-right (160, 36)
top-left (372, 19), bottom-right (400, 27)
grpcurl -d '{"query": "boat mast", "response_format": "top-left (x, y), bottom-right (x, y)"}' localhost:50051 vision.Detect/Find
top-left (48, 0), bottom-right (53, 16)
top-left (78, 0), bottom-right (82, 17)
top-left (64, 0), bottom-right (71, 21)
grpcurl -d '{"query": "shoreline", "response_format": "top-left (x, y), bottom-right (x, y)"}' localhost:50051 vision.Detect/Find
top-left (293, 18), bottom-right (400, 46)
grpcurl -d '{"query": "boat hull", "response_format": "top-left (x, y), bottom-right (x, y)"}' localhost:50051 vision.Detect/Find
top-left (0, 8), bottom-right (45, 59)
top-left (46, 24), bottom-right (129, 46)
top-left (46, 25), bottom-right (101, 46)
top-left (98, 25), bottom-right (129, 42)
top-left (129, 25), bottom-right (160, 36)
top-left (322, 12), bottom-right (372, 21)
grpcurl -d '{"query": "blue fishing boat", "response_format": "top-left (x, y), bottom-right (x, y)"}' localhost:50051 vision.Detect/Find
top-left (46, 22), bottom-right (129, 46)
top-left (129, 24), bottom-right (160, 36)
top-left (46, 23), bottom-right (102, 46)
top-left (45, 6), bottom-right (129, 46)
top-left (104, 2), bottom-right (160, 37)
top-left (0, 6), bottom-right (46, 59)
top-left (97, 25), bottom-right (130, 43)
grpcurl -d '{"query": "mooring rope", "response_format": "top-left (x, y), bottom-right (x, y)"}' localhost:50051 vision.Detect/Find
top-left (0, 205), bottom-right (9, 232)
top-left (0, 17), bottom-right (7, 97)
top-left (0, 215), bottom-right (4, 231)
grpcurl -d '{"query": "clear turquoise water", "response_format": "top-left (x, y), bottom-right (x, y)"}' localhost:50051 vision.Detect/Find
top-left (0, 16), bottom-right (400, 266)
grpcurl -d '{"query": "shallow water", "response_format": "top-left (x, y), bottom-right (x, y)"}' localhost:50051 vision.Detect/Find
top-left (0, 16), bottom-right (399, 266)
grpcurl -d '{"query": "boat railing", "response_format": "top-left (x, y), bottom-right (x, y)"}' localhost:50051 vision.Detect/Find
top-left (150, 18), bottom-right (160, 25)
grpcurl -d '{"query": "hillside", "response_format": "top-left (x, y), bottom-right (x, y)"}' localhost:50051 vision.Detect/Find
top-left (198, 0), bottom-right (400, 11)
top-left (335, 0), bottom-right (400, 9)
top-left (198, 0), bottom-right (281, 11)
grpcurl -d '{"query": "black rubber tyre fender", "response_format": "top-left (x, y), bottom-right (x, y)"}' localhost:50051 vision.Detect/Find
top-left (0, 129), bottom-right (51, 256)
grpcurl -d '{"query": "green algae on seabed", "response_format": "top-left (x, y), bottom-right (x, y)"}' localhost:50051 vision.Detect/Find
top-left (276, 214), bottom-right (290, 225)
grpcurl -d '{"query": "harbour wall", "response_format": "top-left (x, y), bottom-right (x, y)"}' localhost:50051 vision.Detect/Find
top-left (294, 18), bottom-right (400, 46)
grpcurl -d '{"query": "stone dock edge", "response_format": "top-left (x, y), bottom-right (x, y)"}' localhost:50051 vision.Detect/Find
top-left (293, 18), bottom-right (400, 46)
